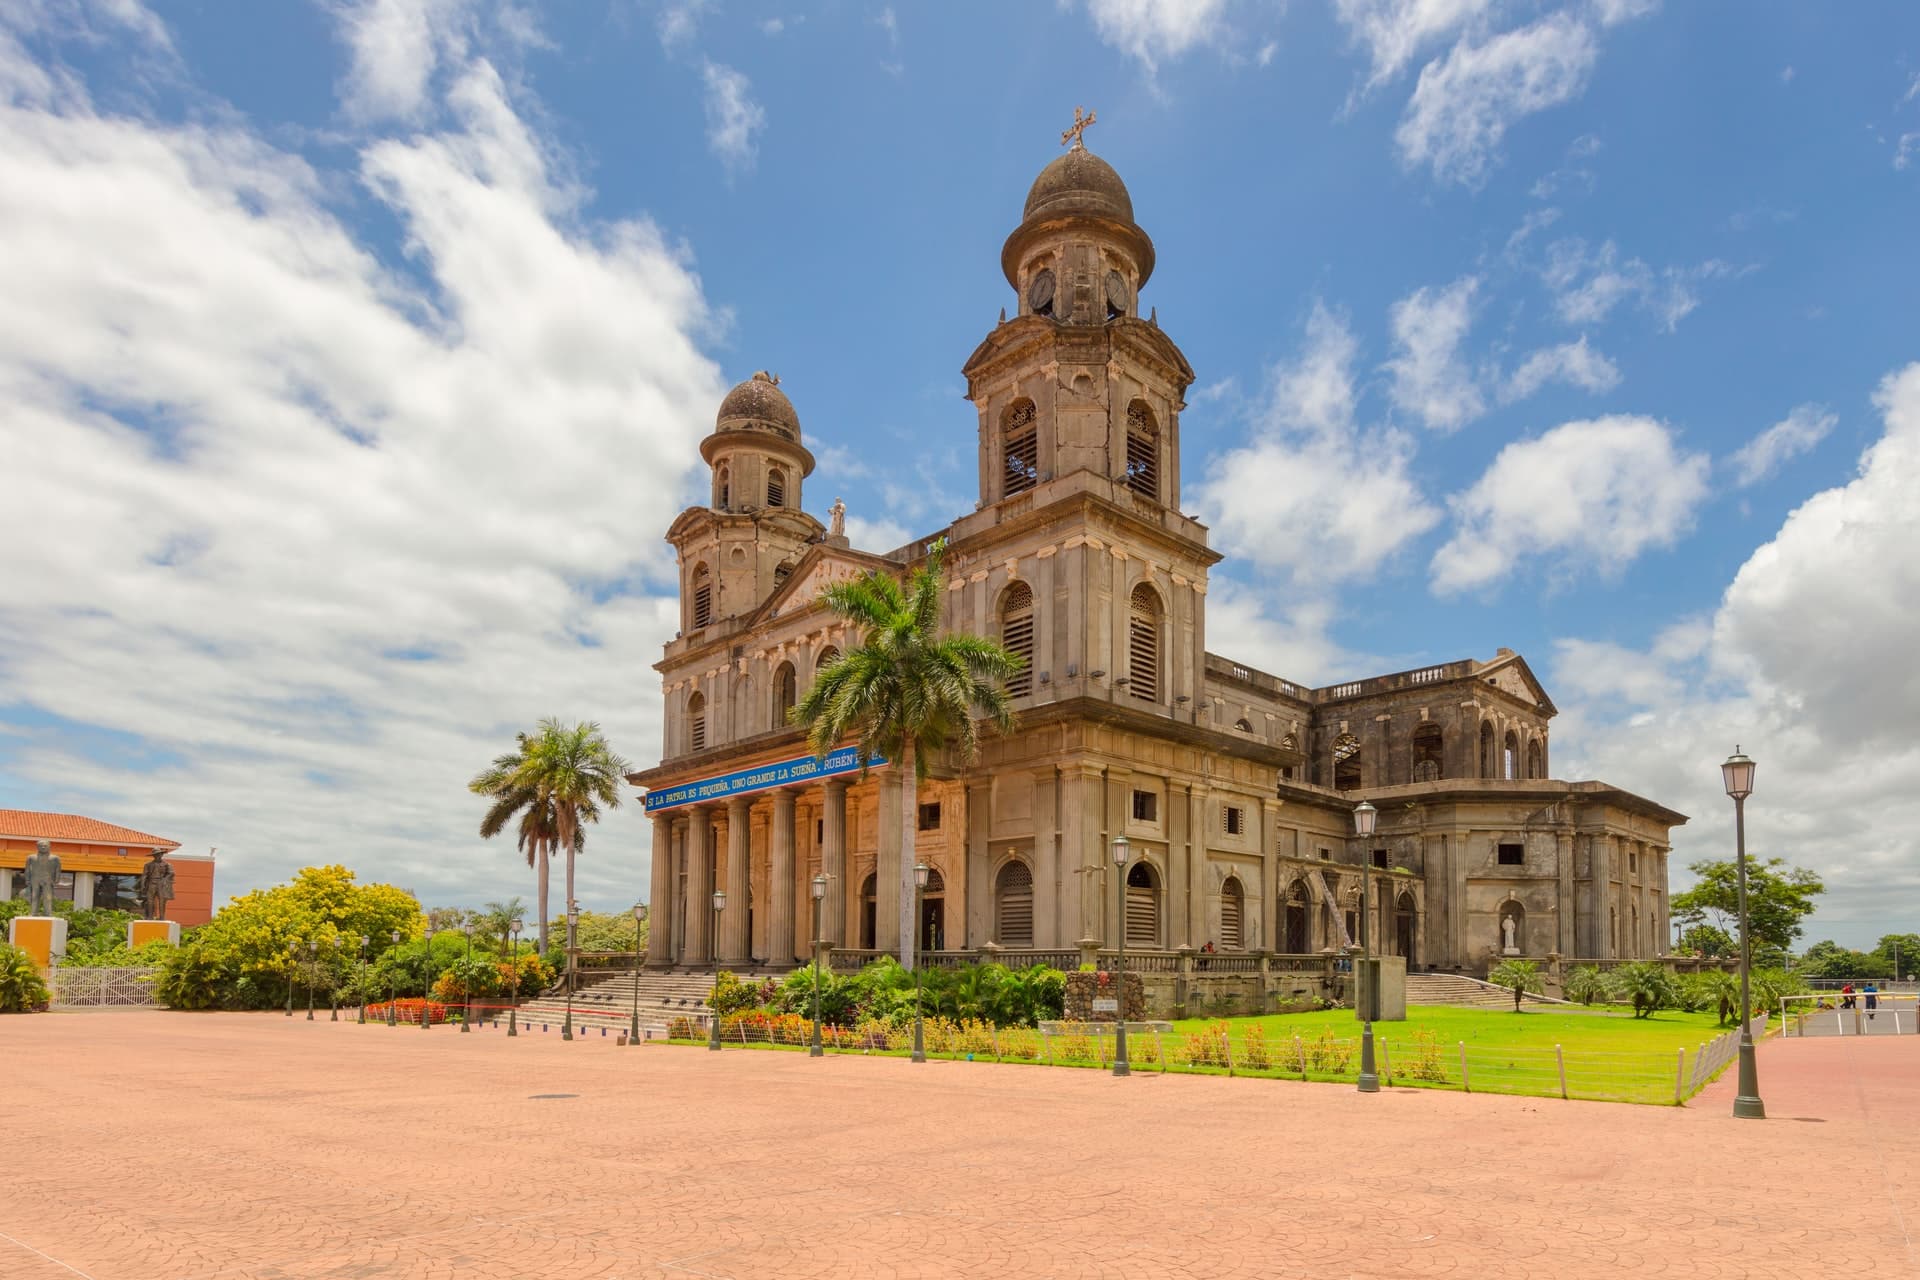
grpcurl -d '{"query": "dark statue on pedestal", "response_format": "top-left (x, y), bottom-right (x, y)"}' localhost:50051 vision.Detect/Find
top-left (138, 848), bottom-right (175, 921)
top-left (24, 839), bottom-right (60, 916)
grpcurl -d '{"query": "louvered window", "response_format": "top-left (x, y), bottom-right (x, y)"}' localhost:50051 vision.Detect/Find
top-left (1222, 805), bottom-right (1245, 836)
top-left (1003, 400), bottom-right (1038, 497)
top-left (766, 467), bottom-right (786, 507)
top-left (1124, 861), bottom-right (1159, 947)
top-left (1221, 877), bottom-right (1245, 950)
top-left (716, 465), bottom-right (730, 510)
top-left (691, 565), bottom-right (712, 629)
top-left (1127, 583), bottom-right (1159, 703)
top-left (688, 692), bottom-right (707, 752)
top-left (995, 860), bottom-right (1034, 947)
top-left (1124, 400), bottom-right (1158, 501)
top-left (1001, 581), bottom-right (1034, 697)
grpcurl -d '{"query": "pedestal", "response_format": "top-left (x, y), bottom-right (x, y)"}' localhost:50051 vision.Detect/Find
top-left (128, 920), bottom-right (182, 949)
top-left (7, 916), bottom-right (69, 972)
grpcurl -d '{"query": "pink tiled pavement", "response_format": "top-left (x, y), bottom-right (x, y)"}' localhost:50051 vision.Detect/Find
top-left (2, 1011), bottom-right (1915, 1279)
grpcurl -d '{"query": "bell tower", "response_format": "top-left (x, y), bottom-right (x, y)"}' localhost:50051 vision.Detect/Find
top-left (962, 109), bottom-right (1195, 513)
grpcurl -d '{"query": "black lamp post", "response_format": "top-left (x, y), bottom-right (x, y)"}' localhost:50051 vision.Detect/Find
top-left (421, 922), bottom-right (435, 1030)
top-left (356, 935), bottom-right (369, 1024)
top-left (629, 903), bottom-right (645, 1047)
top-left (1111, 834), bottom-right (1131, 1078)
top-left (1723, 748), bottom-right (1765, 1120)
top-left (809, 873), bottom-right (828, 1058)
top-left (507, 920), bottom-right (522, 1037)
top-left (1352, 800), bottom-right (1380, 1094)
top-left (561, 901), bottom-right (579, 1041)
top-left (709, 890), bottom-right (726, 1052)
top-left (461, 920), bottom-right (473, 1034)
top-left (387, 929), bottom-right (400, 1026)
top-left (911, 862), bottom-right (930, 1064)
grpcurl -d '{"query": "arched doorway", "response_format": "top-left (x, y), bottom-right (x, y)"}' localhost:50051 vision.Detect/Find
top-left (1220, 875), bottom-right (1245, 950)
top-left (994, 859), bottom-right (1034, 946)
top-left (1412, 722), bottom-right (1443, 782)
top-left (1284, 881), bottom-right (1310, 953)
top-left (859, 873), bottom-right (876, 950)
top-left (1479, 720), bottom-right (1496, 778)
top-left (1124, 861), bottom-right (1160, 948)
top-left (1394, 892), bottom-right (1417, 962)
top-left (919, 866), bottom-right (946, 954)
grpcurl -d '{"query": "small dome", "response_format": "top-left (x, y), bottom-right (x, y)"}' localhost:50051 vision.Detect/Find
top-left (1022, 146), bottom-right (1134, 224)
top-left (716, 370), bottom-right (800, 441)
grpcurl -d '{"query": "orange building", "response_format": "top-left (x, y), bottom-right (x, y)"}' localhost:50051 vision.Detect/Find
top-left (0, 811), bottom-right (214, 927)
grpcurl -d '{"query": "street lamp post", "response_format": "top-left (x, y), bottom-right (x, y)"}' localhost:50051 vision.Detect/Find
top-left (1111, 834), bottom-right (1131, 1078)
top-left (461, 921), bottom-right (473, 1034)
top-left (1352, 800), bottom-right (1380, 1094)
top-left (629, 903), bottom-right (645, 1047)
top-left (561, 901), bottom-right (579, 1041)
top-left (421, 922), bottom-right (435, 1030)
top-left (1723, 748), bottom-right (1765, 1120)
top-left (356, 935), bottom-right (368, 1024)
top-left (507, 920), bottom-right (522, 1037)
top-left (387, 929), bottom-right (400, 1026)
top-left (809, 873), bottom-right (828, 1058)
top-left (709, 891), bottom-right (726, 1051)
top-left (911, 862), bottom-right (930, 1064)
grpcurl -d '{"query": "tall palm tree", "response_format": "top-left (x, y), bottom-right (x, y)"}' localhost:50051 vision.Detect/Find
top-left (512, 719), bottom-right (631, 961)
top-left (470, 732), bottom-right (594, 954)
top-left (793, 538), bottom-right (1020, 970)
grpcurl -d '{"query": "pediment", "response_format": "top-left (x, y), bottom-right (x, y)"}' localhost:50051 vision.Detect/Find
top-left (751, 544), bottom-right (894, 624)
top-left (1476, 652), bottom-right (1558, 717)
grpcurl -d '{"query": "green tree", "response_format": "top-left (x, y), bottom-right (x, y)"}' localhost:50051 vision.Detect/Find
top-left (1678, 923), bottom-right (1735, 958)
top-left (1799, 939), bottom-right (1883, 980)
top-left (1670, 857), bottom-right (1824, 957)
top-left (471, 734), bottom-right (561, 955)
top-left (0, 942), bottom-right (51, 1013)
top-left (1873, 933), bottom-right (1919, 981)
top-left (1487, 958), bottom-right (1543, 1012)
top-left (1563, 964), bottom-right (1610, 1007)
top-left (793, 538), bottom-right (1020, 969)
top-left (1611, 961), bottom-right (1679, 1018)
top-left (476, 897), bottom-right (528, 953)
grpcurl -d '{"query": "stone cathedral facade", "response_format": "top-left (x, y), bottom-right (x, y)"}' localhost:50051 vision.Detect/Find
top-left (630, 137), bottom-right (1686, 977)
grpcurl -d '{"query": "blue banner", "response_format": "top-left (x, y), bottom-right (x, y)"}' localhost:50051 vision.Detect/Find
top-left (642, 745), bottom-right (886, 813)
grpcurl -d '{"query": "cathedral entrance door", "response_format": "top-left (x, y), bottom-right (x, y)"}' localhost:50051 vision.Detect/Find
top-left (919, 897), bottom-right (945, 954)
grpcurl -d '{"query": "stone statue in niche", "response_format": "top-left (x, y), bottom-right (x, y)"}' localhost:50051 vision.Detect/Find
top-left (24, 839), bottom-right (61, 916)
top-left (138, 848), bottom-right (176, 921)
top-left (1501, 912), bottom-right (1520, 955)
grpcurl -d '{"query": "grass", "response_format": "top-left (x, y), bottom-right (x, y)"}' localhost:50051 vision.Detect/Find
top-left (1172, 1004), bottom-right (1730, 1057)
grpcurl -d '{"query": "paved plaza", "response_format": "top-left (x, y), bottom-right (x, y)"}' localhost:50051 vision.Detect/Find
top-left (3, 1012), bottom-right (1916, 1279)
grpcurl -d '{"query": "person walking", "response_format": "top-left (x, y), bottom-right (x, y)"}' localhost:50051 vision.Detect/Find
top-left (1864, 982), bottom-right (1879, 1021)
top-left (1840, 982), bottom-right (1856, 1010)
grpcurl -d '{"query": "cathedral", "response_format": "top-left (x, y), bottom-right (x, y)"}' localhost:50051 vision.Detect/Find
top-left (629, 129), bottom-right (1686, 977)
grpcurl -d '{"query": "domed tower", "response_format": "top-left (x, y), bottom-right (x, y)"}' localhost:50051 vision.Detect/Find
top-left (963, 111), bottom-right (1194, 513)
top-left (668, 371), bottom-right (821, 635)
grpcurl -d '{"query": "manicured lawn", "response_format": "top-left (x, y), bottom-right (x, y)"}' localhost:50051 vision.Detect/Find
top-left (1173, 1004), bottom-right (1731, 1057)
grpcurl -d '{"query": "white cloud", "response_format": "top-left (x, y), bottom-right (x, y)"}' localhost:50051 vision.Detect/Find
top-left (1540, 237), bottom-right (1733, 333)
top-left (1396, 13), bottom-right (1598, 187)
top-left (700, 60), bottom-right (765, 174)
top-left (1550, 365), bottom-right (1920, 943)
top-left (1332, 0), bottom-right (1498, 90)
top-left (1501, 335), bottom-right (1620, 401)
top-left (0, 24), bottom-right (727, 910)
top-left (1200, 586), bottom-right (1358, 689)
top-left (1431, 415), bottom-right (1710, 592)
top-left (1196, 304), bottom-right (1442, 585)
top-left (657, 0), bottom-right (709, 49)
top-left (1077, 0), bottom-right (1230, 71)
top-left (1896, 132), bottom-right (1920, 172)
top-left (1729, 403), bottom-right (1836, 488)
top-left (1588, 0), bottom-right (1658, 26)
top-left (842, 514), bottom-right (911, 553)
top-left (332, 0), bottom-right (478, 124)
top-left (1383, 275), bottom-right (1485, 431)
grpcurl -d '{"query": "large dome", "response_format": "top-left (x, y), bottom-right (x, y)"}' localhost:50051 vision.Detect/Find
top-left (715, 370), bottom-right (800, 441)
top-left (1022, 146), bottom-right (1135, 224)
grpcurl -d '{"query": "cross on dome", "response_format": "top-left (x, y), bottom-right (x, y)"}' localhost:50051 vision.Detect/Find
top-left (1060, 106), bottom-right (1096, 151)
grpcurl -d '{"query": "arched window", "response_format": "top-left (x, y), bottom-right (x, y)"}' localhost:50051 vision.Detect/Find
top-left (773, 561), bottom-right (793, 587)
top-left (715, 464), bottom-right (730, 510)
top-left (1284, 881), bottom-right (1310, 953)
top-left (1000, 581), bottom-right (1034, 697)
top-left (1280, 733), bottom-right (1298, 782)
top-left (1503, 730), bottom-right (1520, 780)
top-left (1332, 732), bottom-right (1362, 792)
top-left (1412, 722), bottom-right (1444, 783)
top-left (1220, 875), bottom-right (1245, 950)
top-left (1394, 892), bottom-right (1417, 961)
top-left (687, 690), bottom-right (707, 752)
top-left (1234, 717), bottom-right (1253, 733)
top-left (766, 466), bottom-right (786, 508)
top-left (690, 563), bottom-right (713, 629)
top-left (919, 866), bottom-right (947, 953)
top-left (773, 662), bottom-right (797, 727)
top-left (815, 645), bottom-right (840, 677)
top-left (994, 860), bottom-right (1033, 947)
top-left (1124, 861), bottom-right (1161, 947)
top-left (1479, 720), bottom-right (1497, 779)
top-left (1127, 583), bottom-right (1160, 703)
top-left (1124, 400), bottom-right (1158, 501)
top-left (1525, 738), bottom-right (1544, 779)
top-left (859, 872), bottom-right (877, 950)
top-left (1002, 399), bottom-right (1038, 497)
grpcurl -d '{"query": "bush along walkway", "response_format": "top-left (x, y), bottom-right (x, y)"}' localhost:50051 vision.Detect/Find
top-left (664, 1011), bottom-right (1765, 1106)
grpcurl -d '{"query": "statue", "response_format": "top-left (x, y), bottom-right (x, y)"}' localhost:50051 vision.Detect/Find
top-left (24, 839), bottom-right (60, 916)
top-left (828, 497), bottom-right (846, 538)
top-left (1501, 913), bottom-right (1519, 954)
top-left (138, 848), bottom-right (176, 922)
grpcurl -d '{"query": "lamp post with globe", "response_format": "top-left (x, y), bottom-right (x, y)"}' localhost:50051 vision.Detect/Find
top-left (1723, 748), bottom-right (1765, 1120)
top-left (1352, 800), bottom-right (1380, 1094)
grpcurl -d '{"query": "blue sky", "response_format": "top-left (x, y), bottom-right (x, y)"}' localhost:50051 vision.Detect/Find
top-left (1, 1), bottom-right (1916, 948)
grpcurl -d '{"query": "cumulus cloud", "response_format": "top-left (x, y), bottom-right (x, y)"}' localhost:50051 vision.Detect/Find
top-left (1729, 404), bottom-right (1836, 488)
top-left (1196, 304), bottom-right (1442, 585)
top-left (701, 60), bottom-right (765, 174)
top-left (1550, 365), bottom-right (1920, 942)
top-left (1501, 335), bottom-right (1620, 401)
top-left (1540, 237), bottom-right (1734, 333)
top-left (1431, 415), bottom-right (1710, 593)
top-left (1201, 586), bottom-right (1360, 689)
top-left (1332, 0), bottom-right (1497, 90)
top-left (1383, 275), bottom-right (1485, 431)
top-left (332, 0), bottom-right (478, 124)
top-left (1077, 0), bottom-right (1230, 71)
top-left (0, 20), bottom-right (726, 909)
top-left (1396, 13), bottom-right (1597, 187)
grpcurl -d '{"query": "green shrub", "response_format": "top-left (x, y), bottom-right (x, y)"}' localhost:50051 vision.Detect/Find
top-left (1612, 961), bottom-right (1680, 1018)
top-left (154, 941), bottom-right (227, 1010)
top-left (0, 943), bottom-right (51, 1012)
top-left (1563, 964), bottom-right (1611, 1006)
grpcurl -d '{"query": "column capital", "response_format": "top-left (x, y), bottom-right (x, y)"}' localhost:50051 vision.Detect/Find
top-left (726, 794), bottom-right (751, 817)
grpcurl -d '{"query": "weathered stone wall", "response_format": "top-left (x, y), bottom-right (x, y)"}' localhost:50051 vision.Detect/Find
top-left (1062, 971), bottom-right (1145, 1021)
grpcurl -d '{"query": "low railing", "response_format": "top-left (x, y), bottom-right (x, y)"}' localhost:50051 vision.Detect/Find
top-left (53, 966), bottom-right (160, 1007)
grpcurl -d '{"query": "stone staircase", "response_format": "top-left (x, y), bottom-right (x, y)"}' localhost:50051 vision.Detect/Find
top-left (502, 970), bottom-right (790, 1038)
top-left (1406, 972), bottom-right (1569, 1010)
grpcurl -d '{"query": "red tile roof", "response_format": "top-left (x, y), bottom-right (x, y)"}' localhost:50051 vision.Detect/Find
top-left (0, 810), bottom-right (180, 850)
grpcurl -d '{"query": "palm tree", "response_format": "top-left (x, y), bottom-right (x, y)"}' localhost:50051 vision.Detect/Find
top-left (478, 897), bottom-right (527, 953)
top-left (793, 538), bottom-right (1021, 970)
top-left (1563, 964), bottom-right (1611, 1007)
top-left (1488, 958), bottom-right (1544, 1012)
top-left (510, 719), bottom-right (631, 962)
top-left (1611, 961), bottom-right (1679, 1019)
top-left (470, 727), bottom-right (610, 954)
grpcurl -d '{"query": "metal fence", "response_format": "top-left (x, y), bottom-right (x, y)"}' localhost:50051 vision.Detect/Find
top-left (53, 966), bottom-right (161, 1008)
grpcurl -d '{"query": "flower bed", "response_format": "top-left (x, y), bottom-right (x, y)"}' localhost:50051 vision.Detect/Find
top-left (364, 997), bottom-right (452, 1024)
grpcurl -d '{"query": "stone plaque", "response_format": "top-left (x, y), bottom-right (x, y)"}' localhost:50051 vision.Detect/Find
top-left (1092, 997), bottom-right (1118, 1014)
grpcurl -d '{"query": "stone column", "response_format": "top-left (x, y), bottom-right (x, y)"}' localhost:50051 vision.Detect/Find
top-left (1554, 827), bottom-right (1575, 958)
top-left (965, 778), bottom-right (991, 948)
top-left (1062, 764), bottom-right (1101, 944)
top-left (685, 807), bottom-right (713, 962)
top-left (822, 779), bottom-right (848, 945)
top-left (875, 771), bottom-right (902, 955)
top-left (647, 813), bottom-right (675, 966)
top-left (1592, 834), bottom-right (1614, 960)
top-left (1187, 785), bottom-right (1209, 948)
top-left (721, 797), bottom-right (752, 964)
top-left (771, 788), bottom-right (797, 965)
